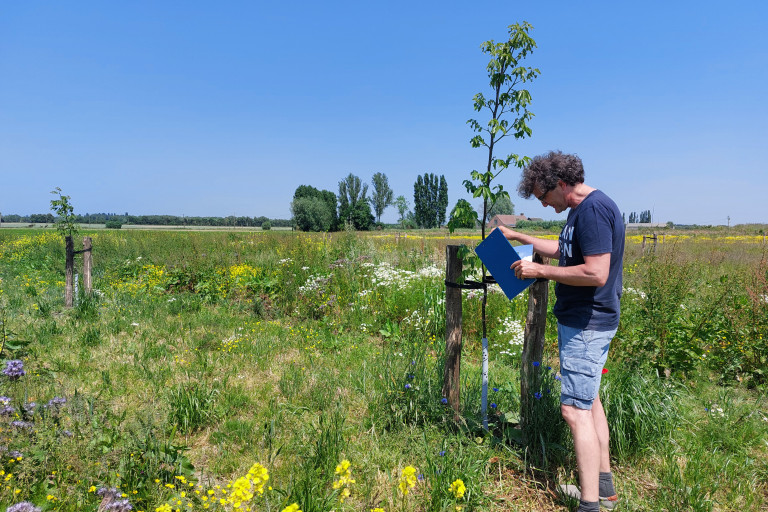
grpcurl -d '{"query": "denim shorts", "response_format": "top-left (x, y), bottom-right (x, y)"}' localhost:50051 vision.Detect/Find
top-left (557, 323), bottom-right (616, 410)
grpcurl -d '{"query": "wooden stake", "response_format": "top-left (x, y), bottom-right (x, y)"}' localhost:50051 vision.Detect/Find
top-left (65, 236), bottom-right (74, 308)
top-left (520, 252), bottom-right (549, 432)
top-left (443, 245), bottom-right (463, 419)
top-left (83, 236), bottom-right (93, 293)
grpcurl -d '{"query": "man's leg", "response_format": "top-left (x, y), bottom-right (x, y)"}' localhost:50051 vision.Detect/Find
top-left (561, 404), bottom-right (600, 503)
top-left (591, 395), bottom-right (611, 474)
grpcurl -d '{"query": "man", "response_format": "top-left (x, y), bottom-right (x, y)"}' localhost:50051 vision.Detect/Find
top-left (498, 151), bottom-right (624, 512)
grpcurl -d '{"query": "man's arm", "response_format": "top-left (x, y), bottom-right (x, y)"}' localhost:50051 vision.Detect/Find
top-left (497, 226), bottom-right (560, 259)
top-left (511, 252), bottom-right (610, 287)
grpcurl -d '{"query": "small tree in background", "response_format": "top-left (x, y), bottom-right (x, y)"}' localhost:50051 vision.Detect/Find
top-left (338, 173), bottom-right (374, 230)
top-left (449, 199), bottom-right (478, 229)
top-left (394, 195), bottom-right (410, 228)
top-left (370, 172), bottom-right (394, 224)
top-left (486, 193), bottom-right (515, 218)
top-left (50, 187), bottom-right (80, 307)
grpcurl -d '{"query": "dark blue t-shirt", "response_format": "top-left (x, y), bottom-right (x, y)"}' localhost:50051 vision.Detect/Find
top-left (553, 190), bottom-right (624, 330)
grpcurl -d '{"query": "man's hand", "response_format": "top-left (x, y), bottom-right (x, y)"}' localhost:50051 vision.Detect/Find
top-left (510, 259), bottom-right (544, 280)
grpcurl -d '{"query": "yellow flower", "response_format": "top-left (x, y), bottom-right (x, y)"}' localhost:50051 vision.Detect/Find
top-left (398, 466), bottom-right (418, 495)
top-left (371, 508), bottom-right (385, 512)
top-left (449, 479), bottom-right (466, 499)
top-left (281, 504), bottom-right (302, 512)
top-left (155, 505), bottom-right (172, 512)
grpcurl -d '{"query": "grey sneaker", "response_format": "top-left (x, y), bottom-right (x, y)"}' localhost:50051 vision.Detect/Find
top-left (559, 484), bottom-right (619, 510)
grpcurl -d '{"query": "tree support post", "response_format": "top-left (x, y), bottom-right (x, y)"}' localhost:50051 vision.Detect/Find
top-left (443, 245), bottom-right (463, 420)
top-left (83, 236), bottom-right (93, 293)
top-left (520, 252), bottom-right (550, 432)
top-left (65, 236), bottom-right (74, 308)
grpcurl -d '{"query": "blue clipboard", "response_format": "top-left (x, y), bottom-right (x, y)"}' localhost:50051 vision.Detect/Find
top-left (474, 228), bottom-right (535, 300)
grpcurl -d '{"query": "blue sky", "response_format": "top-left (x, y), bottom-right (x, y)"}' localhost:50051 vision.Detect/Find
top-left (2, 1), bottom-right (766, 225)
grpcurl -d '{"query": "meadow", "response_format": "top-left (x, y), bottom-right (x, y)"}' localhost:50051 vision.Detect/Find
top-left (0, 227), bottom-right (766, 512)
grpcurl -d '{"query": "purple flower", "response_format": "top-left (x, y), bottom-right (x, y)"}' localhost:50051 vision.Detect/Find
top-left (62, 430), bottom-right (74, 438)
top-left (534, 392), bottom-right (542, 400)
top-left (9, 450), bottom-right (23, 458)
top-left (23, 402), bottom-right (36, 414)
top-left (104, 499), bottom-right (133, 512)
top-left (97, 487), bottom-right (122, 499)
top-left (10, 420), bottom-right (33, 429)
top-left (441, 397), bottom-right (448, 405)
top-left (46, 397), bottom-right (67, 408)
top-left (7, 502), bottom-right (42, 512)
top-left (407, 374), bottom-right (415, 380)
top-left (0, 396), bottom-right (10, 405)
top-left (438, 451), bottom-right (446, 457)
top-left (411, 360), bottom-right (416, 365)
top-left (2, 360), bottom-right (25, 380)
top-left (555, 375), bottom-right (562, 381)
top-left (417, 473), bottom-right (425, 481)
top-left (532, 361), bottom-right (540, 367)
top-left (490, 403), bottom-right (497, 409)
top-left (0, 405), bottom-right (15, 416)
top-left (404, 384), bottom-right (411, 390)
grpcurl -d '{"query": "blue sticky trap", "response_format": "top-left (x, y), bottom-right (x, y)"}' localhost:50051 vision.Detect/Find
top-left (474, 228), bottom-right (535, 300)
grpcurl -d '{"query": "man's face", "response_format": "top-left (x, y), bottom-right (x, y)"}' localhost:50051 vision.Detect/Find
top-left (533, 182), bottom-right (567, 214)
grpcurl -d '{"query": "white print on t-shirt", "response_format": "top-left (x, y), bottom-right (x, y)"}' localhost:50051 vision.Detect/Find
top-left (560, 225), bottom-right (574, 259)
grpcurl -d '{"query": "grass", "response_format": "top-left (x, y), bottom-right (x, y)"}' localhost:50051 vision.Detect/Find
top-left (0, 228), bottom-right (766, 511)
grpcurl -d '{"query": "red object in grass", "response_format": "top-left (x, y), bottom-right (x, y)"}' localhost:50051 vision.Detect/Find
top-left (602, 368), bottom-right (609, 374)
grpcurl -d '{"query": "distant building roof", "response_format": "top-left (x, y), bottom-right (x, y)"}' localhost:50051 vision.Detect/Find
top-left (625, 222), bottom-right (668, 230)
top-left (486, 214), bottom-right (528, 228)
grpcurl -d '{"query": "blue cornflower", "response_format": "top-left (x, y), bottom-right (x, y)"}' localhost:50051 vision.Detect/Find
top-left (2, 360), bottom-right (25, 380)
top-left (411, 360), bottom-right (416, 365)
top-left (532, 361), bottom-right (540, 367)
top-left (417, 474), bottom-right (425, 481)
top-left (441, 397), bottom-right (448, 405)
top-left (492, 387), bottom-right (499, 392)
top-left (404, 383), bottom-right (412, 390)
top-left (407, 373), bottom-right (415, 380)
top-left (555, 375), bottom-right (562, 381)
top-left (490, 403), bottom-right (497, 409)
top-left (546, 366), bottom-right (552, 370)
top-left (439, 450), bottom-right (446, 457)
top-left (534, 392), bottom-right (542, 400)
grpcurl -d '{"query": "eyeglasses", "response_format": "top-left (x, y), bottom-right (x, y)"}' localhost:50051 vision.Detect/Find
top-left (536, 188), bottom-right (552, 202)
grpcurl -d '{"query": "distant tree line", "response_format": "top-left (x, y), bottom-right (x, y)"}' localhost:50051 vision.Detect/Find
top-left (625, 210), bottom-right (652, 223)
top-left (1, 212), bottom-right (291, 228)
top-left (291, 171), bottom-right (454, 232)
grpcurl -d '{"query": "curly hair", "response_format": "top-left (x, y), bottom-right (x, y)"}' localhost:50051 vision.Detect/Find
top-left (517, 151), bottom-right (584, 198)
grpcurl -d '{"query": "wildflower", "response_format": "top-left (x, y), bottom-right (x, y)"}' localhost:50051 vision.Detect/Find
top-left (23, 402), bottom-right (36, 414)
top-left (281, 504), bottom-right (302, 512)
top-left (449, 479), bottom-right (466, 499)
top-left (534, 392), bottom-right (542, 400)
top-left (0, 396), bottom-right (10, 405)
top-left (246, 462), bottom-right (269, 495)
top-left (398, 466), bottom-right (418, 495)
top-left (332, 459), bottom-right (355, 502)
top-left (532, 361), bottom-right (540, 367)
top-left (46, 396), bottom-right (67, 408)
top-left (0, 405), bottom-right (15, 416)
top-left (371, 508), bottom-right (385, 512)
top-left (490, 403), bottom-right (497, 409)
top-left (62, 430), bottom-right (74, 437)
top-left (2, 360), bottom-right (25, 380)
top-left (492, 387), bottom-right (498, 392)
top-left (104, 499), bottom-right (133, 512)
top-left (555, 375), bottom-right (562, 381)
top-left (438, 451), bottom-right (446, 457)
top-left (441, 398), bottom-right (448, 405)
top-left (10, 421), bottom-right (33, 430)
top-left (602, 368), bottom-right (608, 374)
top-left (404, 384), bottom-right (411, 390)
top-left (7, 502), bottom-right (41, 512)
